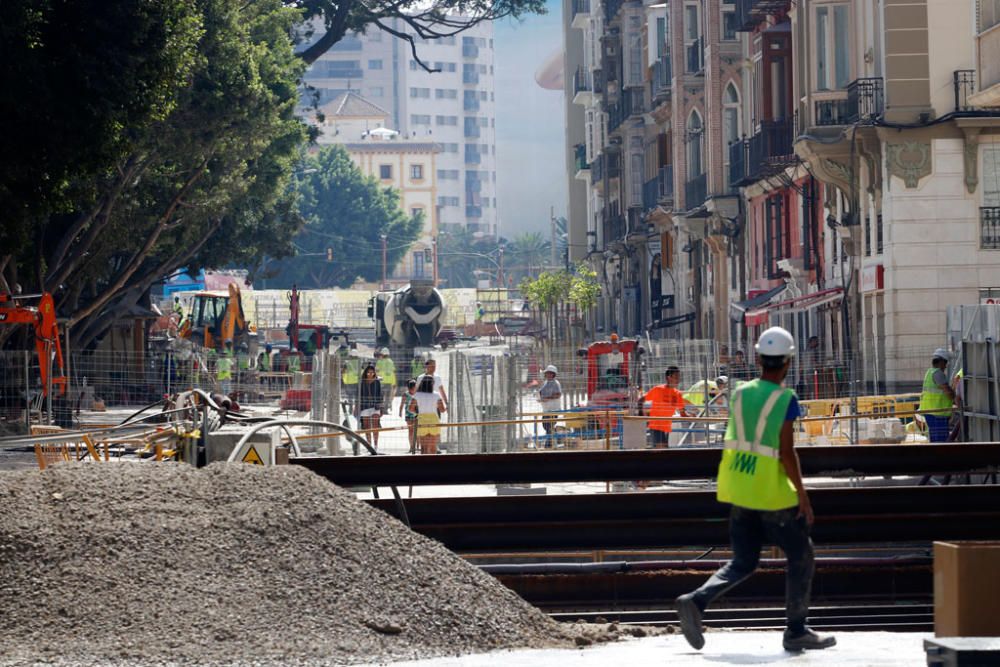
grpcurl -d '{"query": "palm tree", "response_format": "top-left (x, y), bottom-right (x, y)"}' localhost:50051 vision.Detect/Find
top-left (435, 227), bottom-right (499, 288)
top-left (506, 232), bottom-right (551, 283)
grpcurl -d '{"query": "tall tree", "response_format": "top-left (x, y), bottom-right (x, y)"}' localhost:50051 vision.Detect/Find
top-left (1, 0), bottom-right (308, 350)
top-left (435, 227), bottom-right (500, 289)
top-left (266, 146), bottom-right (422, 288)
top-left (506, 231), bottom-right (551, 284)
top-left (289, 0), bottom-right (546, 70)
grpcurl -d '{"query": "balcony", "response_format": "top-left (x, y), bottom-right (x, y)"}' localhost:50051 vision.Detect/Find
top-left (606, 214), bottom-right (626, 242)
top-left (734, 0), bottom-right (792, 31)
top-left (466, 206), bottom-right (483, 219)
top-left (684, 173), bottom-right (707, 210)
top-left (608, 102), bottom-right (625, 133)
top-left (685, 36), bottom-right (704, 75)
top-left (743, 119), bottom-right (795, 183)
top-left (728, 139), bottom-right (746, 188)
top-left (811, 78), bottom-right (884, 127)
top-left (955, 70), bottom-right (976, 112)
top-left (465, 147), bottom-right (482, 164)
top-left (466, 178), bottom-right (482, 193)
top-left (650, 55), bottom-right (672, 105)
top-left (571, 0), bottom-right (590, 29)
top-left (592, 153), bottom-right (604, 181)
top-left (983, 208), bottom-right (1000, 249)
top-left (462, 43), bottom-right (479, 59)
top-left (604, 0), bottom-right (622, 23)
top-left (657, 165), bottom-right (674, 203)
top-left (463, 96), bottom-right (480, 112)
top-left (573, 67), bottom-right (594, 105)
top-left (643, 177), bottom-right (659, 211)
top-left (574, 143), bottom-right (590, 177)
top-left (463, 70), bottom-right (479, 85)
top-left (592, 68), bottom-right (605, 95)
top-left (622, 88), bottom-right (646, 117)
top-left (463, 124), bottom-right (481, 138)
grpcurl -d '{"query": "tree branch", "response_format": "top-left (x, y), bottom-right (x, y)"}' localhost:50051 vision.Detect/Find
top-left (297, 0), bottom-right (354, 65)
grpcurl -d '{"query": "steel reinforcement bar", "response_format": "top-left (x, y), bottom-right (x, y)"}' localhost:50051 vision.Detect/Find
top-left (292, 443), bottom-right (1000, 487)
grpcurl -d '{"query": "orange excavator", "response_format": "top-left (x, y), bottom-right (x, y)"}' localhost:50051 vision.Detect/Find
top-left (0, 292), bottom-right (68, 397)
top-left (178, 282), bottom-right (253, 351)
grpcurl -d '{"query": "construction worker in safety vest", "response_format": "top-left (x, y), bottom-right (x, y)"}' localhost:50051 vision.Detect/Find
top-left (375, 347), bottom-right (397, 410)
top-left (216, 342), bottom-right (235, 397)
top-left (918, 348), bottom-right (956, 443)
top-left (676, 326), bottom-right (835, 654)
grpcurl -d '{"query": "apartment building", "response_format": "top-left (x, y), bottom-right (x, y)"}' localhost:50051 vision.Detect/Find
top-left (566, 0), bottom-right (1000, 390)
top-left (313, 91), bottom-right (440, 284)
top-left (303, 21), bottom-right (498, 239)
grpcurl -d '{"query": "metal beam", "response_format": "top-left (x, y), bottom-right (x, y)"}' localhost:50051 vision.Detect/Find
top-left (292, 443), bottom-right (1000, 487)
top-left (366, 486), bottom-right (1000, 552)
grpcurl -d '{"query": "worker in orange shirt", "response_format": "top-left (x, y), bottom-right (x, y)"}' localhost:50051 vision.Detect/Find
top-left (644, 366), bottom-right (694, 448)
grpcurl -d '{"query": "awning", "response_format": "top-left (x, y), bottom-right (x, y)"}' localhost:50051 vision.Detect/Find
top-left (729, 283), bottom-right (787, 323)
top-left (745, 287), bottom-right (845, 327)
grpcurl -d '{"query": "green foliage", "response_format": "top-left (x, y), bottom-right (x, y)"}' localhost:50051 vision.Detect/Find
top-left (290, 0), bottom-right (546, 68)
top-left (266, 146), bottom-right (423, 289)
top-left (435, 227), bottom-right (501, 289)
top-left (0, 0), bottom-right (308, 349)
top-left (504, 232), bottom-right (551, 284)
top-left (521, 264), bottom-right (601, 313)
top-left (568, 264), bottom-right (602, 312)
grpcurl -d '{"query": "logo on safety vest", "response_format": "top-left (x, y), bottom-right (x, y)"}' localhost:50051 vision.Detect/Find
top-left (242, 445), bottom-right (264, 465)
top-left (730, 452), bottom-right (757, 475)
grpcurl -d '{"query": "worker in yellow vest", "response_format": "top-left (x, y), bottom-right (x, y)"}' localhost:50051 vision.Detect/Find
top-left (918, 348), bottom-right (955, 443)
top-left (375, 347), bottom-right (397, 410)
top-left (676, 327), bottom-right (835, 654)
top-left (216, 343), bottom-right (234, 397)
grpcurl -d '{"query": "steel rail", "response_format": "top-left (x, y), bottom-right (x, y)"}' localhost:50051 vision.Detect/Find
top-left (292, 443), bottom-right (1000, 487)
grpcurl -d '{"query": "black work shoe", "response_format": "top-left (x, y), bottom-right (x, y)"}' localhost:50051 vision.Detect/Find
top-left (783, 628), bottom-right (836, 651)
top-left (675, 594), bottom-right (705, 650)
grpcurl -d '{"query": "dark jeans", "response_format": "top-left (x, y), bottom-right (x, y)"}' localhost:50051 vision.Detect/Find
top-left (687, 505), bottom-right (814, 635)
top-left (925, 414), bottom-right (950, 443)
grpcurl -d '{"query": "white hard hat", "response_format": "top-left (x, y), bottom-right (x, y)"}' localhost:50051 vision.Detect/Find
top-left (716, 375), bottom-right (729, 384)
top-left (380, 347), bottom-right (390, 356)
top-left (932, 348), bottom-right (951, 361)
top-left (544, 365), bottom-right (558, 375)
top-left (755, 326), bottom-right (796, 357)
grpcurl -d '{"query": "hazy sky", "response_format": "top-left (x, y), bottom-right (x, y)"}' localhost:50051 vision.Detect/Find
top-left (493, 1), bottom-right (568, 239)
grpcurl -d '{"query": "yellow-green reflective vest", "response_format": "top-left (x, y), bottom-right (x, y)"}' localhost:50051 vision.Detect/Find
top-left (919, 367), bottom-right (952, 417)
top-left (717, 379), bottom-right (799, 511)
top-left (287, 354), bottom-right (301, 373)
top-left (216, 355), bottom-right (234, 381)
top-left (343, 358), bottom-right (359, 384)
top-left (376, 357), bottom-right (396, 385)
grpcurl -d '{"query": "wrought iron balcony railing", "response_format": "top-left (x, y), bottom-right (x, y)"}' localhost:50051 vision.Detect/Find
top-left (684, 173), bottom-right (707, 210)
top-left (955, 69), bottom-right (976, 112)
top-left (658, 165), bottom-right (674, 203)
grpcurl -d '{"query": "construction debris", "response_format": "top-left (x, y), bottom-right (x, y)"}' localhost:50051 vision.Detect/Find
top-left (0, 463), bottom-right (581, 665)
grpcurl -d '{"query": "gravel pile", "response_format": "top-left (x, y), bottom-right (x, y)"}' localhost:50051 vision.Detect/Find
top-left (0, 463), bottom-right (580, 666)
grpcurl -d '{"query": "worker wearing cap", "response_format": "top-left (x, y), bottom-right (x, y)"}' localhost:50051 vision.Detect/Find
top-left (676, 326), bottom-right (835, 653)
top-left (643, 366), bottom-right (694, 448)
top-left (538, 365), bottom-right (563, 441)
top-left (375, 347), bottom-right (397, 409)
top-left (919, 348), bottom-right (956, 443)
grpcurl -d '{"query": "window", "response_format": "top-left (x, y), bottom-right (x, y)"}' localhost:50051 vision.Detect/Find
top-left (765, 194), bottom-right (791, 277)
top-left (409, 87), bottom-right (430, 98)
top-left (411, 207), bottom-right (424, 219)
top-left (379, 164), bottom-right (393, 179)
top-left (436, 89), bottom-right (458, 99)
top-left (437, 169), bottom-right (459, 180)
top-left (411, 164), bottom-right (424, 180)
top-left (816, 4), bottom-right (850, 90)
top-left (656, 17), bottom-right (667, 58)
top-left (438, 196), bottom-right (460, 206)
top-left (981, 0), bottom-right (1000, 31)
top-left (684, 3), bottom-right (704, 73)
top-left (368, 59), bottom-right (383, 70)
top-left (410, 114), bottom-right (431, 125)
top-left (414, 250), bottom-right (425, 277)
top-left (368, 86), bottom-right (384, 97)
top-left (330, 36), bottom-right (362, 51)
top-left (433, 62), bottom-right (457, 72)
top-left (722, 84), bottom-right (740, 189)
top-left (317, 60), bottom-right (361, 78)
top-left (435, 115), bottom-right (457, 126)
top-left (686, 111), bottom-right (703, 178)
top-left (442, 143), bottom-right (459, 153)
top-left (723, 10), bottom-right (738, 41)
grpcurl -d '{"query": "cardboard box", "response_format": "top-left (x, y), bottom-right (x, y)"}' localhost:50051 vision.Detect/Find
top-left (934, 541), bottom-right (1000, 637)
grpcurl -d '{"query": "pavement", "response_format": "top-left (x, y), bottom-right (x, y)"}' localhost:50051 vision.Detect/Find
top-left (362, 631), bottom-right (931, 667)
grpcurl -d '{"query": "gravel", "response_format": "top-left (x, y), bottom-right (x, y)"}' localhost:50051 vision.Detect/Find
top-left (0, 463), bottom-right (587, 666)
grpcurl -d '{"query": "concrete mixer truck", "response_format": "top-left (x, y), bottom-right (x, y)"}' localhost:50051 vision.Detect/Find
top-left (369, 281), bottom-right (446, 357)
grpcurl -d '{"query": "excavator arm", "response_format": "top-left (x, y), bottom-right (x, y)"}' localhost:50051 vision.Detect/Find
top-left (0, 292), bottom-right (67, 397)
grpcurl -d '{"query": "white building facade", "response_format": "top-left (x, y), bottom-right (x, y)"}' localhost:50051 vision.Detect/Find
top-left (303, 21), bottom-right (498, 238)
